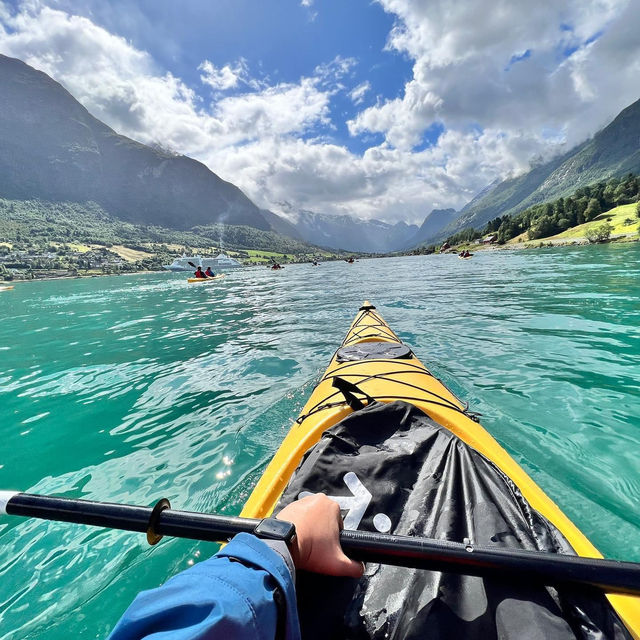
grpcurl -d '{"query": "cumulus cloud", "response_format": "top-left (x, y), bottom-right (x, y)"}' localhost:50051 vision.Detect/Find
top-left (0, 0), bottom-right (639, 225)
top-left (352, 0), bottom-right (639, 154)
top-left (214, 79), bottom-right (330, 140)
top-left (199, 59), bottom-right (252, 91)
top-left (0, 4), bottom-right (331, 169)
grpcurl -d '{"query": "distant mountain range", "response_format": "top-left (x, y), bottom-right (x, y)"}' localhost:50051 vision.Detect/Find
top-left (268, 204), bottom-right (464, 253)
top-left (271, 205), bottom-right (413, 253)
top-left (436, 97), bottom-right (640, 242)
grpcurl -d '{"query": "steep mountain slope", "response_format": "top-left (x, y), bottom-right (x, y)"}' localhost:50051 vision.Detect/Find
top-left (526, 98), bottom-right (640, 203)
top-left (441, 97), bottom-right (640, 238)
top-left (0, 54), bottom-right (270, 231)
top-left (259, 209), bottom-right (304, 241)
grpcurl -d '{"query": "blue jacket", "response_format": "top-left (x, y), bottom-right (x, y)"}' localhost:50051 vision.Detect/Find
top-left (108, 533), bottom-right (301, 640)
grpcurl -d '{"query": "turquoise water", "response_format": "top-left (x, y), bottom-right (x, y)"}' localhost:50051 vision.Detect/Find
top-left (1, 244), bottom-right (639, 638)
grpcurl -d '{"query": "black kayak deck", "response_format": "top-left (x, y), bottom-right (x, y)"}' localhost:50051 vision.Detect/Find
top-left (276, 401), bottom-right (631, 640)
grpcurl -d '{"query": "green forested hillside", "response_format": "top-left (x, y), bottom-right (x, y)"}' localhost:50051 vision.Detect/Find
top-left (0, 199), bottom-right (325, 255)
top-left (439, 97), bottom-right (640, 239)
top-left (431, 173), bottom-right (640, 249)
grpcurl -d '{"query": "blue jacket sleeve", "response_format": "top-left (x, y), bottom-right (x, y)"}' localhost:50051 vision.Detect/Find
top-left (108, 533), bottom-right (300, 640)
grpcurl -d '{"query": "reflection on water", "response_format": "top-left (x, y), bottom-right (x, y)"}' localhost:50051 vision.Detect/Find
top-left (0, 244), bottom-right (639, 639)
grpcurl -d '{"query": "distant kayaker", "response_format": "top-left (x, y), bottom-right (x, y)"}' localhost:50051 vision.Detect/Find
top-left (194, 266), bottom-right (206, 278)
top-left (204, 267), bottom-right (216, 277)
top-left (108, 494), bottom-right (362, 639)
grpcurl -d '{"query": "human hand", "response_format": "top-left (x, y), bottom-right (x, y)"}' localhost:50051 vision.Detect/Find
top-left (276, 493), bottom-right (364, 578)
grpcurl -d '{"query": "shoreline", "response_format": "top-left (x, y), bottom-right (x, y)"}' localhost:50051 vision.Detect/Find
top-left (452, 231), bottom-right (639, 254)
top-left (0, 269), bottom-right (163, 286)
top-left (3, 233), bottom-right (639, 286)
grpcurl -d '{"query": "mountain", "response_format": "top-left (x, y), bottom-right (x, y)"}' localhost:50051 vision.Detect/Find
top-left (0, 54), bottom-right (270, 231)
top-left (403, 208), bottom-right (459, 248)
top-left (259, 209), bottom-right (304, 241)
top-left (441, 97), bottom-right (640, 238)
top-left (275, 206), bottom-right (419, 253)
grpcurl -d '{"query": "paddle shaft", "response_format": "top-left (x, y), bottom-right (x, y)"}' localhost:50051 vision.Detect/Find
top-left (2, 492), bottom-right (640, 595)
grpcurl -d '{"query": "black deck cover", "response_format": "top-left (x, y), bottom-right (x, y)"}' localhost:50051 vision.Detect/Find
top-left (276, 401), bottom-right (631, 640)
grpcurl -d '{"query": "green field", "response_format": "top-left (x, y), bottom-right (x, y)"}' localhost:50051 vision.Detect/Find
top-left (508, 202), bottom-right (639, 245)
top-left (230, 248), bottom-right (340, 265)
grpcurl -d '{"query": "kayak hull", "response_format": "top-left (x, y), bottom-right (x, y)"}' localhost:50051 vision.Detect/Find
top-left (241, 302), bottom-right (640, 637)
top-left (186, 274), bottom-right (225, 283)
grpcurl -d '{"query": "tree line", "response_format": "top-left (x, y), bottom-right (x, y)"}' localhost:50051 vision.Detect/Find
top-left (433, 173), bottom-right (640, 249)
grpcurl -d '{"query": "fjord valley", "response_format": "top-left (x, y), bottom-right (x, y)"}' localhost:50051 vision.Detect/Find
top-left (2, 52), bottom-right (640, 283)
top-left (2, 1), bottom-right (640, 638)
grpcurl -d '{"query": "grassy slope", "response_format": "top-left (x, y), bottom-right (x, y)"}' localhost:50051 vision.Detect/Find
top-left (508, 203), bottom-right (639, 245)
top-left (235, 248), bottom-right (337, 264)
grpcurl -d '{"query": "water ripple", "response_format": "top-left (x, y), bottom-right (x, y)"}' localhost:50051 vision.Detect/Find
top-left (0, 246), bottom-right (639, 639)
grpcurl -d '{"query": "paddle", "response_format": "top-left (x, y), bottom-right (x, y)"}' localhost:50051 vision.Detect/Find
top-left (187, 260), bottom-right (214, 278)
top-left (2, 491), bottom-right (640, 596)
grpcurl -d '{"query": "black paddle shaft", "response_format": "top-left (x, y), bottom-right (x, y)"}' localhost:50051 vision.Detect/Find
top-left (4, 493), bottom-right (261, 542)
top-left (342, 529), bottom-right (640, 596)
top-left (4, 493), bottom-right (640, 596)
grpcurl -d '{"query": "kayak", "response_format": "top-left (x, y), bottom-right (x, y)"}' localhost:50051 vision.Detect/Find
top-left (241, 302), bottom-right (639, 639)
top-left (186, 274), bottom-right (225, 284)
top-left (0, 285), bottom-right (14, 291)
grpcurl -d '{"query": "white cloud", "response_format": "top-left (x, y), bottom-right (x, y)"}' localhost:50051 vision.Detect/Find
top-left (352, 0), bottom-right (638, 155)
top-left (300, 0), bottom-right (318, 21)
top-left (0, 4), bottom-right (331, 159)
top-left (350, 81), bottom-right (371, 105)
top-left (314, 54), bottom-right (357, 89)
top-left (0, 0), bottom-right (639, 226)
top-left (199, 59), bottom-right (248, 91)
top-left (214, 78), bottom-right (331, 140)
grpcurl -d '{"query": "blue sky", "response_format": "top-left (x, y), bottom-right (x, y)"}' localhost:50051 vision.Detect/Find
top-left (1, 0), bottom-right (639, 223)
top-left (46, 0), bottom-right (413, 154)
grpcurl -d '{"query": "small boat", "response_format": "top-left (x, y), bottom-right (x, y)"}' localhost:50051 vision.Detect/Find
top-left (240, 302), bottom-right (639, 638)
top-left (186, 274), bottom-right (226, 284)
top-left (0, 285), bottom-right (15, 291)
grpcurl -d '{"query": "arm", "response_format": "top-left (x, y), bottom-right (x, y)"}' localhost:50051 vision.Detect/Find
top-left (108, 533), bottom-right (297, 640)
top-left (108, 494), bottom-right (362, 640)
